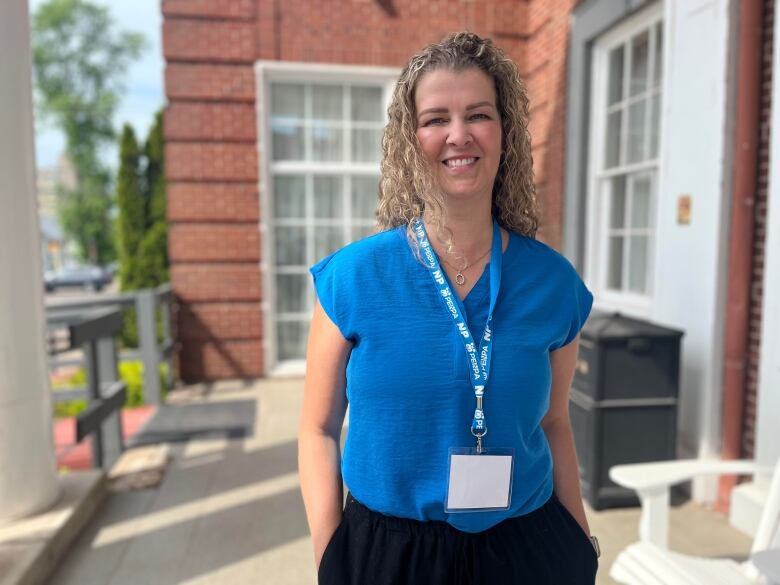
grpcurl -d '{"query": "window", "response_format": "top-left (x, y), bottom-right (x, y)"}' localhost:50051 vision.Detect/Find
top-left (588, 7), bottom-right (663, 311)
top-left (257, 64), bottom-right (397, 373)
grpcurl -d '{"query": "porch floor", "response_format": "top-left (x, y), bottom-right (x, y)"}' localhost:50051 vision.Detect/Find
top-left (51, 379), bottom-right (752, 585)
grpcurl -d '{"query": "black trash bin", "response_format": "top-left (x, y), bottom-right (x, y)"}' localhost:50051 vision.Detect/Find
top-left (569, 311), bottom-right (684, 510)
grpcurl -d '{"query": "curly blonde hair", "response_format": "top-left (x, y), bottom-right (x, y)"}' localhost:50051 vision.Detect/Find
top-left (377, 31), bottom-right (539, 259)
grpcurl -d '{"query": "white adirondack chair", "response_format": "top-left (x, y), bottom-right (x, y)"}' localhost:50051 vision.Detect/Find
top-left (608, 457), bottom-right (780, 585)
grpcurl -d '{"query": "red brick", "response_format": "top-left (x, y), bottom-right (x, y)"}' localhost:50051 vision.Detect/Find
top-left (171, 263), bottom-right (261, 302)
top-left (165, 103), bottom-right (257, 141)
top-left (164, 19), bottom-right (256, 63)
top-left (165, 64), bottom-right (255, 102)
top-left (166, 143), bottom-right (258, 182)
top-left (168, 183), bottom-right (260, 222)
top-left (179, 339), bottom-right (264, 381)
top-left (178, 302), bottom-right (262, 340)
top-left (163, 0), bottom-right (255, 20)
top-left (169, 224), bottom-right (260, 262)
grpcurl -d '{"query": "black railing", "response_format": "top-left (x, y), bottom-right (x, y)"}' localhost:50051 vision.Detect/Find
top-left (48, 307), bottom-right (127, 468)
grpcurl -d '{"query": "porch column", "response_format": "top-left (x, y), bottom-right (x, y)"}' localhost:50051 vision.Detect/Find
top-left (0, 0), bottom-right (60, 523)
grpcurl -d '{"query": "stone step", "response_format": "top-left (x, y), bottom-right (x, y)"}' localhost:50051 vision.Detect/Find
top-left (108, 444), bottom-right (171, 492)
top-left (0, 471), bottom-right (105, 585)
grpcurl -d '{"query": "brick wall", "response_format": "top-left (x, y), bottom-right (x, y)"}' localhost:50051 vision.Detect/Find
top-left (742, 0), bottom-right (773, 458)
top-left (163, 0), bottom-right (576, 380)
top-left (163, 0), bottom-right (262, 381)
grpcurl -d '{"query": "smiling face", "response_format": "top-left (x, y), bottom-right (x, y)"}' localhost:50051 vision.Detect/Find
top-left (414, 67), bottom-right (503, 206)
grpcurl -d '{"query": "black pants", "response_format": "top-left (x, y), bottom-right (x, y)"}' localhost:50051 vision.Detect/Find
top-left (318, 492), bottom-right (598, 584)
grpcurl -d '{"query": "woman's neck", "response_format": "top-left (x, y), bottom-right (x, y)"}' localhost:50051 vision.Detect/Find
top-left (423, 199), bottom-right (494, 260)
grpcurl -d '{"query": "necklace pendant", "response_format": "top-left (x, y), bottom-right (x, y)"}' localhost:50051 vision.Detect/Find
top-left (455, 272), bottom-right (466, 286)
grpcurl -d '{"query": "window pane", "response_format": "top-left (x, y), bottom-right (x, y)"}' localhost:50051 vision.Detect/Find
top-left (272, 84), bottom-right (305, 121)
top-left (631, 174), bottom-right (651, 228)
top-left (313, 176), bottom-right (342, 219)
top-left (653, 22), bottom-right (663, 88)
top-left (629, 30), bottom-right (649, 97)
top-left (352, 129), bottom-right (383, 162)
top-left (610, 176), bottom-right (626, 229)
top-left (312, 85), bottom-right (343, 120)
top-left (608, 236), bottom-right (624, 289)
top-left (315, 226), bottom-right (343, 259)
top-left (272, 123), bottom-right (305, 161)
top-left (627, 99), bottom-right (646, 164)
top-left (628, 235), bottom-right (648, 293)
top-left (311, 126), bottom-right (343, 162)
top-left (276, 274), bottom-right (308, 313)
top-left (277, 321), bottom-right (309, 361)
top-left (608, 45), bottom-right (625, 105)
top-left (351, 87), bottom-right (383, 121)
top-left (351, 176), bottom-right (379, 219)
top-left (274, 176), bottom-right (306, 218)
top-left (352, 225), bottom-right (375, 241)
top-left (605, 110), bottom-right (622, 168)
top-left (650, 92), bottom-right (661, 158)
top-left (275, 226), bottom-right (306, 266)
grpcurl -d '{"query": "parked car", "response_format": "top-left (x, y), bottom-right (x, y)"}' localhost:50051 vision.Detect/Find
top-left (44, 264), bottom-right (112, 293)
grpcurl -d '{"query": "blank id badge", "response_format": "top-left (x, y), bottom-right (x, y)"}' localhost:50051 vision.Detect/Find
top-left (444, 447), bottom-right (515, 513)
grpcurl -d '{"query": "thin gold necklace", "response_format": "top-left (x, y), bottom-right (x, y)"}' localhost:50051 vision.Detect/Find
top-left (439, 246), bottom-right (492, 286)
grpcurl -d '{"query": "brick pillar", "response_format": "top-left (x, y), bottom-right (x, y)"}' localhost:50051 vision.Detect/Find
top-left (162, 0), bottom-right (264, 380)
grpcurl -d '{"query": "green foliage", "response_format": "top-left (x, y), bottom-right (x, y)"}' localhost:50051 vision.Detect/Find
top-left (121, 306), bottom-right (139, 349)
top-left (54, 399), bottom-right (88, 418)
top-left (116, 125), bottom-right (145, 291)
top-left (52, 360), bottom-right (170, 418)
top-left (118, 360), bottom-right (145, 407)
top-left (31, 0), bottom-right (147, 263)
top-left (57, 174), bottom-right (115, 264)
top-left (115, 111), bottom-right (168, 346)
top-left (52, 368), bottom-right (88, 417)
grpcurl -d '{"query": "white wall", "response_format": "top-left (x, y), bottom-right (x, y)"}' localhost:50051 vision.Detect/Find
top-left (651, 0), bottom-right (735, 499)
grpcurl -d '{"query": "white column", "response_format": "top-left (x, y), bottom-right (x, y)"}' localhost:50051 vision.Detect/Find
top-left (0, 0), bottom-right (60, 523)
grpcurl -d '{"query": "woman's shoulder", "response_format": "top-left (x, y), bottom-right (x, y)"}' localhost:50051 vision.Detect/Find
top-left (507, 231), bottom-right (580, 280)
top-left (312, 225), bottom-right (406, 272)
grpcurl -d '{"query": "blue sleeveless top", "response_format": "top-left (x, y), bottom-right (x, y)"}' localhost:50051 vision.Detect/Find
top-left (310, 225), bottom-right (593, 532)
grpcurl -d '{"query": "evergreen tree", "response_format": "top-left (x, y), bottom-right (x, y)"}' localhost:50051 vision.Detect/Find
top-left (115, 125), bottom-right (145, 291)
top-left (138, 111), bottom-right (168, 287)
top-left (115, 113), bottom-right (168, 347)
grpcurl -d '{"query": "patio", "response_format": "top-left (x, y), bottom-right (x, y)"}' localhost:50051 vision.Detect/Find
top-left (48, 379), bottom-right (752, 585)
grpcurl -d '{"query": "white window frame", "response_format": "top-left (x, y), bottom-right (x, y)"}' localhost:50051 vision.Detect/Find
top-left (586, 2), bottom-right (664, 318)
top-left (255, 61), bottom-right (399, 377)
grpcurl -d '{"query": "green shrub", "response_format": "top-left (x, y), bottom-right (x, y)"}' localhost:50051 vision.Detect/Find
top-left (51, 359), bottom-right (172, 418)
top-left (54, 399), bottom-right (87, 418)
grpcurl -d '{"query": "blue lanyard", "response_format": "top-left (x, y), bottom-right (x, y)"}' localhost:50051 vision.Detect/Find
top-left (412, 218), bottom-right (503, 453)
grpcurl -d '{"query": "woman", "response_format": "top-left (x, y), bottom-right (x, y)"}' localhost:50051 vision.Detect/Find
top-left (298, 31), bottom-right (598, 584)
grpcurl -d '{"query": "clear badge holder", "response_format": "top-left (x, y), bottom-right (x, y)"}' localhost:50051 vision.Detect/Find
top-left (444, 446), bottom-right (515, 513)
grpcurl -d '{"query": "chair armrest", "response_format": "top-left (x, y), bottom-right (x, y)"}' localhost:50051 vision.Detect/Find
top-left (607, 459), bottom-right (771, 549)
top-left (609, 459), bottom-right (770, 492)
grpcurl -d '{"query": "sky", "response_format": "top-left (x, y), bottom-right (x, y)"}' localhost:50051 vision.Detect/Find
top-left (29, 0), bottom-right (165, 170)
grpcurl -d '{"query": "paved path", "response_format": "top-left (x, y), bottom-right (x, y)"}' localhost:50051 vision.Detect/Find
top-left (51, 379), bottom-right (752, 585)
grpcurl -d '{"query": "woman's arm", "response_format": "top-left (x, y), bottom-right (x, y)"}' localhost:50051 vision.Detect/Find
top-left (541, 335), bottom-right (591, 536)
top-left (298, 299), bottom-right (352, 570)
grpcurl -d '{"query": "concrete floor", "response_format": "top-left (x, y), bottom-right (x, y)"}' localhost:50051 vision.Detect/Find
top-left (51, 379), bottom-right (752, 585)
